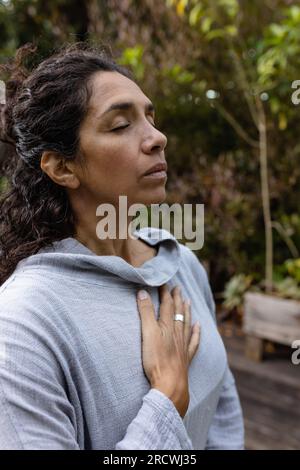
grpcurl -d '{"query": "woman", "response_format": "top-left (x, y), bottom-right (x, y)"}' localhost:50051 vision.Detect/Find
top-left (0, 43), bottom-right (244, 450)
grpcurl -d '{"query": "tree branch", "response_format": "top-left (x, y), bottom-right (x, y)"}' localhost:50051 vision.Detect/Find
top-left (213, 102), bottom-right (259, 148)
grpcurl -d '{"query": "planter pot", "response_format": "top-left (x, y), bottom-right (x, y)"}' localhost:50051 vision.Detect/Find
top-left (243, 292), bottom-right (300, 361)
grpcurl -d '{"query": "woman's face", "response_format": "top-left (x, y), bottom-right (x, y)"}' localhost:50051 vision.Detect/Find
top-left (75, 71), bottom-right (168, 209)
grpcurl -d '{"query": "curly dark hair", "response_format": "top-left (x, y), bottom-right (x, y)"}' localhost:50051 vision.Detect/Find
top-left (0, 42), bottom-right (134, 285)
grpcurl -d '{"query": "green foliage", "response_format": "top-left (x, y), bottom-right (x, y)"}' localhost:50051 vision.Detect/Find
top-left (171, 0), bottom-right (238, 39)
top-left (283, 258), bottom-right (300, 283)
top-left (224, 260), bottom-right (300, 306)
top-left (272, 258), bottom-right (300, 300)
top-left (118, 45), bottom-right (145, 80)
top-left (257, 6), bottom-right (300, 88)
top-left (162, 64), bottom-right (195, 85)
top-left (273, 277), bottom-right (300, 301)
top-left (223, 274), bottom-right (253, 311)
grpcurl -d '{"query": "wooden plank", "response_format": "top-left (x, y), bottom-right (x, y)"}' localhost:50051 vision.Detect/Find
top-left (235, 372), bottom-right (300, 416)
top-left (240, 398), bottom-right (300, 449)
top-left (238, 384), bottom-right (300, 426)
top-left (220, 328), bottom-right (300, 450)
top-left (244, 418), bottom-right (297, 450)
top-left (245, 335), bottom-right (264, 362)
top-left (244, 292), bottom-right (300, 346)
top-left (222, 334), bottom-right (300, 390)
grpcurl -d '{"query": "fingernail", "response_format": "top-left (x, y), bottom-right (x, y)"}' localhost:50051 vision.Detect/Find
top-left (138, 290), bottom-right (149, 300)
top-left (173, 285), bottom-right (180, 294)
top-left (187, 298), bottom-right (191, 306)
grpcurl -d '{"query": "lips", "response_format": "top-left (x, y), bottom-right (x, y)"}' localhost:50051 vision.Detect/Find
top-left (143, 162), bottom-right (168, 176)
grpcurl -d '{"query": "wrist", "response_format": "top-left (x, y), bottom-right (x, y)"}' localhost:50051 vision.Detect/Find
top-left (151, 382), bottom-right (189, 418)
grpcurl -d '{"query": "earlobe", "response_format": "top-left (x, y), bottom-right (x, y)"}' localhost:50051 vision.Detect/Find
top-left (63, 174), bottom-right (81, 189)
top-left (62, 160), bottom-right (81, 189)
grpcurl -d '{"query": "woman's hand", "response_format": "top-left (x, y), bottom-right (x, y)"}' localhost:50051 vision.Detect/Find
top-left (136, 284), bottom-right (201, 418)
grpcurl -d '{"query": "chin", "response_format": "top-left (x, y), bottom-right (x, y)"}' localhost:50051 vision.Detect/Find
top-left (140, 188), bottom-right (167, 206)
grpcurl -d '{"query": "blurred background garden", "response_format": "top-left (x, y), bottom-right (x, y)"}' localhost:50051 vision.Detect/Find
top-left (0, 0), bottom-right (300, 449)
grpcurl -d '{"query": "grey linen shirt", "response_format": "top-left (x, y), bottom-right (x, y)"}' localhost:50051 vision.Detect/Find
top-left (0, 227), bottom-right (244, 449)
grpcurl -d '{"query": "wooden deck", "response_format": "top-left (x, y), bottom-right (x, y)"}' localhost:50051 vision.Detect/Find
top-left (219, 323), bottom-right (300, 450)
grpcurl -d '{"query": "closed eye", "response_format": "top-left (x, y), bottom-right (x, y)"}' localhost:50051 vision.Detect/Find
top-left (111, 124), bottom-right (130, 132)
top-left (111, 121), bottom-right (157, 132)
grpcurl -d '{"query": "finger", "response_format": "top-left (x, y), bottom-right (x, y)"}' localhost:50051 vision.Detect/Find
top-left (172, 285), bottom-right (184, 331)
top-left (158, 284), bottom-right (174, 326)
top-left (188, 322), bottom-right (201, 363)
top-left (136, 290), bottom-right (157, 334)
top-left (183, 299), bottom-right (191, 345)
top-left (158, 284), bottom-right (171, 304)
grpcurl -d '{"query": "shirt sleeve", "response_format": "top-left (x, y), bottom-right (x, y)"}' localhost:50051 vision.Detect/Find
top-left (0, 302), bottom-right (193, 450)
top-left (0, 306), bottom-right (81, 450)
top-left (205, 365), bottom-right (245, 450)
top-left (186, 248), bottom-right (245, 450)
top-left (115, 388), bottom-right (193, 450)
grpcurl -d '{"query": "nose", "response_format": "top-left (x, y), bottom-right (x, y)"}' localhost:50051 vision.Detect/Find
top-left (141, 124), bottom-right (168, 155)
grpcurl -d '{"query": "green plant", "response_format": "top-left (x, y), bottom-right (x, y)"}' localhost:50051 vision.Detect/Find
top-left (284, 258), bottom-right (300, 283)
top-left (167, 0), bottom-right (300, 294)
top-left (273, 277), bottom-right (300, 301)
top-left (222, 274), bottom-right (253, 311)
top-left (271, 258), bottom-right (300, 300)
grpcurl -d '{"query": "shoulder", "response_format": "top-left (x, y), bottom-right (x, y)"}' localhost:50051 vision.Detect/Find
top-left (178, 243), bottom-right (211, 291)
top-left (0, 269), bottom-right (57, 309)
top-left (0, 270), bottom-right (71, 348)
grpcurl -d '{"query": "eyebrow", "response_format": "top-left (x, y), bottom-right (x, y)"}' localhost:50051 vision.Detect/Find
top-left (99, 101), bottom-right (155, 118)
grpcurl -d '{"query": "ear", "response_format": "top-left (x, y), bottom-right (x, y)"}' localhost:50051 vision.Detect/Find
top-left (40, 151), bottom-right (80, 189)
